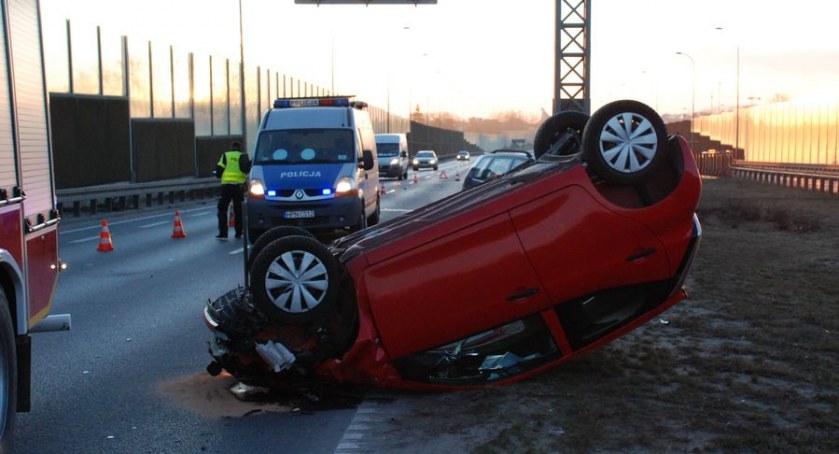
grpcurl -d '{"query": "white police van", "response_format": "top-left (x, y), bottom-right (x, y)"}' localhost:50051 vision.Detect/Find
top-left (246, 97), bottom-right (380, 240)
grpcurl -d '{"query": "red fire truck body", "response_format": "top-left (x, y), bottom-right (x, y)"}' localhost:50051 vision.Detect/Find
top-left (0, 0), bottom-right (70, 448)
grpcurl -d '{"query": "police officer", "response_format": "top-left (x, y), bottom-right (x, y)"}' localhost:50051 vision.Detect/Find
top-left (214, 141), bottom-right (250, 240)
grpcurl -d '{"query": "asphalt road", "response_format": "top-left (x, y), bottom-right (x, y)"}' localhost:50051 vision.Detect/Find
top-left (12, 160), bottom-right (467, 453)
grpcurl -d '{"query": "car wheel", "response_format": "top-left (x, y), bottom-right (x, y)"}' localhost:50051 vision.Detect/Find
top-left (534, 111), bottom-right (589, 159)
top-left (250, 235), bottom-right (339, 324)
top-left (367, 196), bottom-right (381, 226)
top-left (0, 290), bottom-right (17, 453)
top-left (433, 165), bottom-right (438, 171)
top-left (351, 200), bottom-right (367, 232)
top-left (582, 100), bottom-right (668, 185)
top-left (412, 166), bottom-right (418, 171)
top-left (247, 228), bottom-right (263, 244)
top-left (248, 226), bottom-right (315, 270)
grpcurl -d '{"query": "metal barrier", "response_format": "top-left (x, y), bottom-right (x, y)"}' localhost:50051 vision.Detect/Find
top-left (731, 162), bottom-right (839, 195)
top-left (57, 177), bottom-right (221, 217)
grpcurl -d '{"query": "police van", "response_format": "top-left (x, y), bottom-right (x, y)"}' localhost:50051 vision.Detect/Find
top-left (246, 96), bottom-right (380, 240)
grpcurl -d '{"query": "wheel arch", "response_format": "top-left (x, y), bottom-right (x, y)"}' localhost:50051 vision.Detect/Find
top-left (0, 251), bottom-right (25, 336)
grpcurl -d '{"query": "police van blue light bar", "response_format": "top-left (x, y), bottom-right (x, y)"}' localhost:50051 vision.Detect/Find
top-left (273, 97), bottom-right (351, 108)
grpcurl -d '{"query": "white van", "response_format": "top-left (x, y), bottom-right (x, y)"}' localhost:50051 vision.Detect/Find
top-left (247, 97), bottom-right (380, 239)
top-left (375, 133), bottom-right (410, 180)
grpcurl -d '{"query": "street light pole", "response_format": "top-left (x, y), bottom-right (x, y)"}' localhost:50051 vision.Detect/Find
top-left (238, 0), bottom-right (246, 148)
top-left (676, 51), bottom-right (695, 150)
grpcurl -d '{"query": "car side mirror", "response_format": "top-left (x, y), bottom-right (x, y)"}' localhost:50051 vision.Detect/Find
top-left (361, 149), bottom-right (375, 170)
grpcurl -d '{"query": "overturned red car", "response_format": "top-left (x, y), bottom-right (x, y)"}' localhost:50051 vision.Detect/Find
top-left (204, 100), bottom-right (702, 390)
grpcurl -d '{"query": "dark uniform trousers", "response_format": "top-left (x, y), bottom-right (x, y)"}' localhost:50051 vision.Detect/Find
top-left (218, 183), bottom-right (245, 237)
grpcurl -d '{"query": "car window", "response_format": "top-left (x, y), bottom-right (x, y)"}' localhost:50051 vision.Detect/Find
top-left (255, 129), bottom-right (354, 164)
top-left (417, 151), bottom-right (434, 158)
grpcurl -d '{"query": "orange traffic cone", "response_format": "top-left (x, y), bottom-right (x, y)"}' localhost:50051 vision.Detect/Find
top-left (171, 210), bottom-right (187, 238)
top-left (97, 219), bottom-right (114, 252)
top-left (412, 173), bottom-right (419, 184)
top-left (228, 203), bottom-right (235, 227)
top-left (380, 183), bottom-right (386, 196)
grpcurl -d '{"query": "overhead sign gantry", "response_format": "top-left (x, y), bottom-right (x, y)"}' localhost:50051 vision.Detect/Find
top-left (295, 1), bottom-right (436, 4)
top-left (555, 0), bottom-right (590, 115)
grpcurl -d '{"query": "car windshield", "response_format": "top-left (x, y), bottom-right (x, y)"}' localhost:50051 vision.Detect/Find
top-left (376, 143), bottom-right (399, 157)
top-left (254, 129), bottom-right (354, 165)
top-left (417, 151), bottom-right (434, 157)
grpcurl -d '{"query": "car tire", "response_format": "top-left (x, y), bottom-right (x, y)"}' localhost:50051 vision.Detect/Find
top-left (250, 235), bottom-right (339, 324)
top-left (247, 226), bottom-right (315, 270)
top-left (582, 100), bottom-right (668, 186)
top-left (433, 165), bottom-right (438, 171)
top-left (534, 110), bottom-right (589, 159)
top-left (351, 200), bottom-right (367, 232)
top-left (247, 228), bottom-right (263, 244)
top-left (367, 197), bottom-right (381, 226)
top-left (0, 289), bottom-right (17, 454)
top-left (412, 166), bottom-right (418, 171)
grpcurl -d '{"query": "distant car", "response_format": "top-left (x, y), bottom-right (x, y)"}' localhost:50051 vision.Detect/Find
top-left (461, 149), bottom-right (534, 190)
top-left (376, 133), bottom-right (410, 180)
top-left (413, 150), bottom-right (438, 171)
top-left (456, 150), bottom-right (470, 161)
top-left (204, 100), bottom-right (702, 391)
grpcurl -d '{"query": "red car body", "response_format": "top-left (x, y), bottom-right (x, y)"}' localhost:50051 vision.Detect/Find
top-left (205, 101), bottom-right (701, 391)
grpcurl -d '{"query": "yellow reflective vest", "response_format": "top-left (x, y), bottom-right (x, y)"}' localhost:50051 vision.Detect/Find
top-left (217, 151), bottom-right (248, 184)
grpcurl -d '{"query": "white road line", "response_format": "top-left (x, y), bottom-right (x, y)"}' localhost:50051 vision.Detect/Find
top-left (381, 208), bottom-right (411, 213)
top-left (139, 221), bottom-right (170, 229)
top-left (68, 235), bottom-right (101, 244)
top-left (229, 248), bottom-right (244, 255)
top-left (60, 205), bottom-right (215, 235)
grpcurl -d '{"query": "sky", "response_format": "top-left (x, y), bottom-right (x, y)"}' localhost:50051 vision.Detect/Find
top-left (39, 0), bottom-right (839, 121)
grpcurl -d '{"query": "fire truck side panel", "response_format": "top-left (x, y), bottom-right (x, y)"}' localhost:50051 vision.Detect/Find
top-left (25, 228), bottom-right (56, 324)
top-left (7, 0), bottom-right (54, 223)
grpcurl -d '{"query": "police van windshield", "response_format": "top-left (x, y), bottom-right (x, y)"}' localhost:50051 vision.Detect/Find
top-left (254, 129), bottom-right (354, 165)
top-left (376, 143), bottom-right (399, 157)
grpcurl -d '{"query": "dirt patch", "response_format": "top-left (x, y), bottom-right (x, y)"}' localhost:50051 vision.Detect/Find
top-left (156, 372), bottom-right (295, 419)
top-left (364, 176), bottom-right (839, 453)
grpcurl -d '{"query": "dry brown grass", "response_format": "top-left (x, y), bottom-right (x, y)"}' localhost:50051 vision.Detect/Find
top-left (367, 176), bottom-right (839, 453)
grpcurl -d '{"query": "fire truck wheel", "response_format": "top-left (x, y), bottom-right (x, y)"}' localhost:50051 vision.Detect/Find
top-left (0, 289), bottom-right (17, 452)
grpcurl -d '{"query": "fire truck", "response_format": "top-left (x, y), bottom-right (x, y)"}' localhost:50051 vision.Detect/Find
top-left (0, 0), bottom-right (70, 449)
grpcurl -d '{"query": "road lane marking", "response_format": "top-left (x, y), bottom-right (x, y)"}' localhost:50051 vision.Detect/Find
top-left (229, 248), bottom-right (244, 255)
top-left (60, 205), bottom-right (215, 235)
top-left (382, 208), bottom-right (411, 213)
top-left (139, 221), bottom-right (170, 229)
top-left (68, 235), bottom-right (101, 244)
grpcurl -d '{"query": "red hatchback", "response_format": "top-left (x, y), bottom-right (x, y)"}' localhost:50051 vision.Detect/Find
top-left (204, 100), bottom-right (702, 390)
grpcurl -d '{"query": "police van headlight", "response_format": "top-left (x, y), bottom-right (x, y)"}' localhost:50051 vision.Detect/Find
top-left (335, 176), bottom-right (356, 196)
top-left (390, 158), bottom-right (399, 166)
top-left (248, 179), bottom-right (266, 199)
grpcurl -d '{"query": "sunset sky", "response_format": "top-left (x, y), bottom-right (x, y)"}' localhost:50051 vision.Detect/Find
top-left (39, 0), bottom-right (839, 120)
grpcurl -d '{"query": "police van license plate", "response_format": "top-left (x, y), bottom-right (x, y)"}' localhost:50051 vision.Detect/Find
top-left (284, 210), bottom-right (315, 219)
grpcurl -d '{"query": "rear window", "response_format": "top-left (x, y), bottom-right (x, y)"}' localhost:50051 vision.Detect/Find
top-left (254, 129), bottom-right (354, 165)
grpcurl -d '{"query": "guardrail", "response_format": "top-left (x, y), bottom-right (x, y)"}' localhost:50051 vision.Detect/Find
top-left (57, 177), bottom-right (221, 217)
top-left (730, 162), bottom-right (839, 195)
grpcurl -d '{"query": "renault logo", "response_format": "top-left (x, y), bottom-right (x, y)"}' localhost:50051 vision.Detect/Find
top-left (294, 190), bottom-right (304, 200)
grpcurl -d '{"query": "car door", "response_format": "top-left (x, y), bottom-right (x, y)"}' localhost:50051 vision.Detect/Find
top-left (364, 212), bottom-right (549, 359)
top-left (510, 184), bottom-right (670, 306)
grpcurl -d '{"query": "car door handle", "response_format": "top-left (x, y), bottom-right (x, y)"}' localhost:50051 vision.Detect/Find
top-left (626, 247), bottom-right (657, 262)
top-left (506, 287), bottom-right (540, 302)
